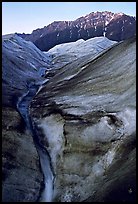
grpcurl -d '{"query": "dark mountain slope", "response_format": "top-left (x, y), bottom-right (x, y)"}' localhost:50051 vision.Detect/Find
top-left (17, 11), bottom-right (136, 51)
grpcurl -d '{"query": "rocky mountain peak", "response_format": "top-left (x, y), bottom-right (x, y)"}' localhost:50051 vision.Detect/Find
top-left (16, 10), bottom-right (136, 51)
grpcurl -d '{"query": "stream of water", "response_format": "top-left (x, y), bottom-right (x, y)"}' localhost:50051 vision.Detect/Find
top-left (17, 80), bottom-right (55, 202)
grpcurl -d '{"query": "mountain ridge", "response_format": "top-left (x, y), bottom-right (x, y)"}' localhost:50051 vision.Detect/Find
top-left (16, 11), bottom-right (136, 51)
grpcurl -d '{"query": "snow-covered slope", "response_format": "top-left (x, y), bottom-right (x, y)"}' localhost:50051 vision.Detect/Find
top-left (45, 37), bottom-right (117, 69)
top-left (2, 34), bottom-right (51, 107)
top-left (3, 34), bottom-right (51, 69)
top-left (31, 37), bottom-right (136, 202)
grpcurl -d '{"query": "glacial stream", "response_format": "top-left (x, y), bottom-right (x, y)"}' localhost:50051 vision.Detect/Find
top-left (16, 79), bottom-right (55, 202)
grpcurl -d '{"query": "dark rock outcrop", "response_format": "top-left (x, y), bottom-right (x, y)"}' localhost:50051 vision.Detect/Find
top-left (2, 107), bottom-right (43, 202)
top-left (17, 11), bottom-right (136, 51)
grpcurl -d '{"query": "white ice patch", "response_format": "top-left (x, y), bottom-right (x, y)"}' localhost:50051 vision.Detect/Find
top-left (103, 31), bottom-right (106, 37)
top-left (40, 179), bottom-right (54, 202)
top-left (70, 30), bottom-right (72, 38)
top-left (64, 74), bottom-right (78, 81)
top-left (38, 147), bottom-right (54, 202)
top-left (26, 61), bottom-right (38, 70)
top-left (104, 149), bottom-right (116, 167)
top-left (35, 79), bottom-right (49, 94)
top-left (83, 116), bottom-right (117, 142)
top-left (84, 24), bottom-right (87, 30)
top-left (92, 160), bottom-right (105, 176)
top-left (64, 65), bottom-right (88, 81)
top-left (105, 20), bottom-right (109, 26)
top-left (116, 107), bottom-right (136, 136)
top-left (40, 34), bottom-right (44, 38)
top-left (92, 147), bottom-right (116, 177)
top-left (38, 114), bottom-right (64, 165)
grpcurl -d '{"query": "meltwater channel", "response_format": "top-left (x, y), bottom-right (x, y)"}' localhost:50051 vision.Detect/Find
top-left (16, 78), bottom-right (55, 202)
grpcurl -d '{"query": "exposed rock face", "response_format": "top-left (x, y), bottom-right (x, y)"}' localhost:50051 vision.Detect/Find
top-left (30, 37), bottom-right (136, 202)
top-left (2, 107), bottom-right (43, 202)
top-left (17, 11), bottom-right (136, 51)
